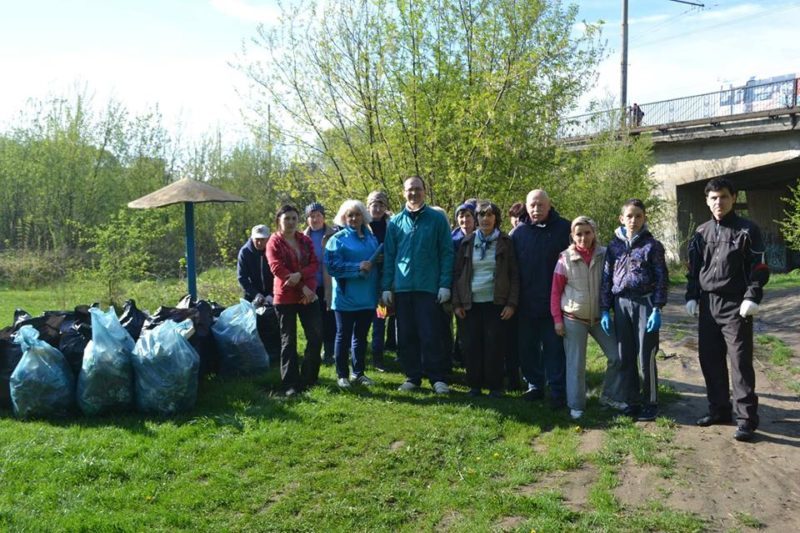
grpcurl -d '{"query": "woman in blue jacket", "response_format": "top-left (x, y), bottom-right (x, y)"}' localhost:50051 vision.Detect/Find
top-left (324, 200), bottom-right (381, 388)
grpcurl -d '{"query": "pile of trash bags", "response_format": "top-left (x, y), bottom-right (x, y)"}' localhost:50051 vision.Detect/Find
top-left (0, 296), bottom-right (277, 419)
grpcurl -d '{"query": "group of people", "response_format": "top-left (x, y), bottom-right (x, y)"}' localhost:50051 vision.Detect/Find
top-left (237, 176), bottom-right (769, 442)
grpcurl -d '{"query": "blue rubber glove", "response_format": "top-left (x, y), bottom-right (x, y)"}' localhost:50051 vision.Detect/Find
top-left (600, 311), bottom-right (612, 336)
top-left (646, 308), bottom-right (661, 333)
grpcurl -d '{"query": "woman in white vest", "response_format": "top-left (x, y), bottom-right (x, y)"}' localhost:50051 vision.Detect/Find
top-left (550, 216), bottom-right (625, 420)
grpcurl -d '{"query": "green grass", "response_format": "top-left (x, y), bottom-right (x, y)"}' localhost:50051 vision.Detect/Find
top-left (764, 269), bottom-right (800, 291)
top-left (756, 334), bottom-right (794, 366)
top-left (0, 273), bottom-right (707, 531)
top-left (667, 267), bottom-right (800, 291)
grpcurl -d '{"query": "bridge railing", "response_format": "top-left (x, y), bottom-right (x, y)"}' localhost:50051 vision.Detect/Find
top-left (561, 76), bottom-right (800, 139)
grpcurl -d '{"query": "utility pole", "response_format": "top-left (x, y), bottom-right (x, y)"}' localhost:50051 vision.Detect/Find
top-left (620, 0), bottom-right (704, 122)
top-left (621, 0), bottom-right (628, 115)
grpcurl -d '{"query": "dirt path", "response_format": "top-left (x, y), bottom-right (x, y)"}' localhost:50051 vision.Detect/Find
top-left (626, 286), bottom-right (800, 531)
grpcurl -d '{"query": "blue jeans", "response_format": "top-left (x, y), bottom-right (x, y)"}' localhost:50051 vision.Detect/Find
top-left (334, 309), bottom-right (374, 379)
top-left (394, 291), bottom-right (446, 385)
top-left (517, 314), bottom-right (566, 400)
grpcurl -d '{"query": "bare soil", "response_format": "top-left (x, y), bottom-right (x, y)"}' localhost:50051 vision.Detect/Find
top-left (634, 286), bottom-right (800, 531)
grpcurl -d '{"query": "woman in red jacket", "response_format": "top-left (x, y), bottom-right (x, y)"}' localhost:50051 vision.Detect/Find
top-left (267, 204), bottom-right (323, 396)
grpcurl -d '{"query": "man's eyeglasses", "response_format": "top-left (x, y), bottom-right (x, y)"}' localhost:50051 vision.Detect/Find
top-left (477, 210), bottom-right (494, 217)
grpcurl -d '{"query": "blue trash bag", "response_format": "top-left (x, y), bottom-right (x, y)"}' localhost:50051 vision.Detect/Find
top-left (10, 325), bottom-right (75, 419)
top-left (211, 299), bottom-right (270, 376)
top-left (77, 307), bottom-right (135, 416)
top-left (132, 319), bottom-right (200, 416)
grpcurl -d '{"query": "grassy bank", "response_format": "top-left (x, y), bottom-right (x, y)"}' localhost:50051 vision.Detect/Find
top-left (0, 274), bottom-right (704, 531)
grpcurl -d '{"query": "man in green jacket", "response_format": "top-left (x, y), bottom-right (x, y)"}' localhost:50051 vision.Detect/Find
top-left (382, 176), bottom-right (454, 394)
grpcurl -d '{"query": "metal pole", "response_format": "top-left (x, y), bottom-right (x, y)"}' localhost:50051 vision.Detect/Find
top-left (621, 0), bottom-right (628, 117)
top-left (184, 202), bottom-right (197, 300)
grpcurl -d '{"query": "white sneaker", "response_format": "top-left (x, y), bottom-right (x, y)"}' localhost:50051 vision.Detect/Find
top-left (432, 381), bottom-right (450, 394)
top-left (337, 377), bottom-right (351, 388)
top-left (570, 409), bottom-right (584, 420)
top-left (398, 381), bottom-right (418, 391)
top-left (354, 375), bottom-right (374, 386)
top-left (600, 396), bottom-right (628, 411)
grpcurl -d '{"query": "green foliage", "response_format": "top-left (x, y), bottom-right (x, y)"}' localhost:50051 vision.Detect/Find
top-left (779, 179), bottom-right (800, 250)
top-left (549, 133), bottom-right (658, 244)
top-left (84, 208), bottom-right (183, 304)
top-left (242, 0), bottom-right (604, 213)
top-left (0, 249), bottom-right (83, 289)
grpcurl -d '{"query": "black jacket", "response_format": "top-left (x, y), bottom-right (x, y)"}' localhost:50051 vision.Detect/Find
top-left (686, 211), bottom-right (769, 303)
top-left (510, 207), bottom-right (571, 317)
top-left (237, 238), bottom-right (274, 301)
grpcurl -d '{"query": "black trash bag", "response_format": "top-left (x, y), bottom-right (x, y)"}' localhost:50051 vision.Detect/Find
top-left (212, 299), bottom-right (269, 376)
top-left (176, 294), bottom-right (196, 309)
top-left (256, 305), bottom-right (281, 362)
top-left (13, 309), bottom-right (33, 327)
top-left (208, 301), bottom-right (225, 318)
top-left (59, 323), bottom-right (91, 377)
top-left (132, 319), bottom-right (199, 416)
top-left (55, 306), bottom-right (94, 375)
top-left (0, 327), bottom-right (23, 408)
top-left (189, 301), bottom-right (219, 377)
top-left (13, 313), bottom-right (64, 348)
top-left (10, 326), bottom-right (75, 419)
top-left (142, 306), bottom-right (193, 331)
top-left (77, 308), bottom-right (135, 416)
top-left (119, 299), bottom-right (148, 341)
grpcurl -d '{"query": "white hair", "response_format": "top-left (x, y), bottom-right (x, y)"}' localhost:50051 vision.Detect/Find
top-left (334, 199), bottom-right (372, 227)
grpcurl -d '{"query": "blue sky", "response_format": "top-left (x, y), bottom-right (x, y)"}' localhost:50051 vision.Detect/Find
top-left (1, 0), bottom-right (798, 142)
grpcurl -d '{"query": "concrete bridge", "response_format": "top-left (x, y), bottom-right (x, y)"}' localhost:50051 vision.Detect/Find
top-left (564, 76), bottom-right (800, 271)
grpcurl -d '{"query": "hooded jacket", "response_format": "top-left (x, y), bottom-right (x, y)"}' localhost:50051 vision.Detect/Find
top-left (600, 226), bottom-right (668, 311)
top-left (324, 225), bottom-right (380, 311)
top-left (510, 207), bottom-right (571, 317)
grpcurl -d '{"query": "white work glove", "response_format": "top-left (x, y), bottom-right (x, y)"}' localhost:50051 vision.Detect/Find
top-left (437, 288), bottom-right (451, 304)
top-left (685, 300), bottom-right (698, 317)
top-left (382, 291), bottom-right (393, 306)
top-left (739, 300), bottom-right (759, 318)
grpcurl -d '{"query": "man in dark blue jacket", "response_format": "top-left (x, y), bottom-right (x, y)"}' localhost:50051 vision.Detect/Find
top-left (237, 224), bottom-right (274, 304)
top-left (511, 189), bottom-right (571, 407)
top-left (237, 224), bottom-right (278, 356)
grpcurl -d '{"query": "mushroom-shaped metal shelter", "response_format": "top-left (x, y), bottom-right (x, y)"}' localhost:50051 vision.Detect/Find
top-left (128, 178), bottom-right (246, 299)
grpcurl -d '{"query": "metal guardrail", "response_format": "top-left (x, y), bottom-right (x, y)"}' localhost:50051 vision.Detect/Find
top-left (561, 76), bottom-right (800, 139)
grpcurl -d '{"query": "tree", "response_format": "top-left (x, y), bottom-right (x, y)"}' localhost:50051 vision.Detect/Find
top-left (779, 179), bottom-right (800, 251)
top-left (240, 0), bottom-right (603, 212)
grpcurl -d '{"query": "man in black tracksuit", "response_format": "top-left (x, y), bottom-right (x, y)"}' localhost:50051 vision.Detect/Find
top-left (685, 178), bottom-right (769, 442)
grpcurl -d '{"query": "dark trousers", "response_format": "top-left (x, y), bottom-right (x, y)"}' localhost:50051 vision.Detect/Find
top-left (517, 314), bottom-right (566, 399)
top-left (334, 309), bottom-right (373, 379)
top-left (256, 305), bottom-right (281, 359)
top-left (614, 295), bottom-right (659, 408)
top-left (275, 303), bottom-right (323, 390)
top-left (439, 305), bottom-right (454, 373)
top-left (505, 315), bottom-right (522, 389)
top-left (699, 292), bottom-right (758, 427)
top-left (395, 291), bottom-right (446, 385)
top-left (316, 286), bottom-right (336, 358)
top-left (460, 302), bottom-right (506, 391)
top-left (370, 314), bottom-right (385, 364)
